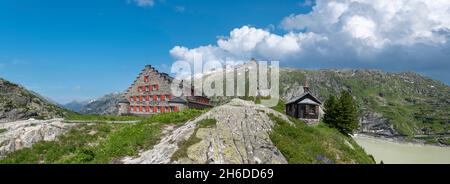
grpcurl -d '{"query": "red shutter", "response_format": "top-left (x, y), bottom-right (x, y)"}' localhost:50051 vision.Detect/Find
top-left (146, 95), bottom-right (149, 101)
top-left (160, 106), bottom-right (165, 113)
top-left (149, 85), bottom-right (153, 91)
top-left (169, 95), bottom-right (172, 101)
top-left (156, 84), bottom-right (159, 90)
top-left (133, 106), bottom-right (137, 112)
top-left (139, 106), bottom-right (142, 112)
top-left (161, 95), bottom-right (165, 101)
top-left (139, 96), bottom-right (143, 101)
top-left (145, 106), bottom-right (149, 112)
top-left (174, 106), bottom-right (179, 112)
top-left (133, 96), bottom-right (137, 101)
top-left (153, 95), bottom-right (157, 101)
top-left (153, 106), bottom-right (157, 113)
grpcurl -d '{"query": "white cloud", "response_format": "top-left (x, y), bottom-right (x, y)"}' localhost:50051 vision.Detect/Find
top-left (170, 26), bottom-right (327, 64)
top-left (282, 0), bottom-right (450, 47)
top-left (298, 0), bottom-right (314, 7)
top-left (175, 6), bottom-right (186, 12)
top-left (128, 0), bottom-right (154, 7)
top-left (170, 0), bottom-right (450, 82)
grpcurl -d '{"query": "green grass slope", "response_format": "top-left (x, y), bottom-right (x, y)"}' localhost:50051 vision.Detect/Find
top-left (0, 109), bottom-right (204, 164)
top-left (269, 114), bottom-right (375, 164)
top-left (280, 69), bottom-right (449, 139)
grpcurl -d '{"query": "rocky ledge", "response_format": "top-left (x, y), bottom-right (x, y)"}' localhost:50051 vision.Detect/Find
top-left (122, 99), bottom-right (290, 164)
top-left (0, 119), bottom-right (75, 157)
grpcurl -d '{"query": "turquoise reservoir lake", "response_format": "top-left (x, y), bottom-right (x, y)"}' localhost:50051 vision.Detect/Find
top-left (354, 136), bottom-right (450, 164)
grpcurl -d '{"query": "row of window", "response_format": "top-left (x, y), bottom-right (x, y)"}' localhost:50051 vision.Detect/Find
top-left (129, 105), bottom-right (179, 113)
top-left (137, 84), bottom-right (160, 92)
top-left (129, 95), bottom-right (172, 102)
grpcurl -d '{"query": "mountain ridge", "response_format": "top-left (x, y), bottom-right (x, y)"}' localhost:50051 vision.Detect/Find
top-left (0, 78), bottom-right (72, 122)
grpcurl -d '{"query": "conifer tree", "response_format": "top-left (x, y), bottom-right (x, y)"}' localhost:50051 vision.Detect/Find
top-left (323, 91), bottom-right (359, 136)
top-left (323, 95), bottom-right (338, 128)
top-left (337, 90), bottom-right (359, 135)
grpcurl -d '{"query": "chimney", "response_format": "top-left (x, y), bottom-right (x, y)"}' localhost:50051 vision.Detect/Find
top-left (303, 80), bottom-right (310, 93)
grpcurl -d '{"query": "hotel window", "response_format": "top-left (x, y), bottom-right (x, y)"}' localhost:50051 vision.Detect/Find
top-left (144, 76), bottom-right (149, 83)
top-left (170, 106), bottom-right (175, 112)
top-left (157, 107), bottom-right (161, 113)
top-left (165, 107), bottom-right (170, 112)
top-left (157, 95), bottom-right (161, 101)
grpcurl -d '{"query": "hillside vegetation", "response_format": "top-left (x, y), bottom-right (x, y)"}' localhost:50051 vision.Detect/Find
top-left (280, 69), bottom-right (449, 143)
top-left (0, 78), bottom-right (73, 122)
top-left (269, 114), bottom-right (374, 164)
top-left (0, 99), bottom-right (375, 164)
top-left (0, 110), bottom-right (204, 164)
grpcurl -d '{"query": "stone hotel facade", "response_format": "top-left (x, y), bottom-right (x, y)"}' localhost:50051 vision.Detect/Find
top-left (117, 65), bottom-right (212, 116)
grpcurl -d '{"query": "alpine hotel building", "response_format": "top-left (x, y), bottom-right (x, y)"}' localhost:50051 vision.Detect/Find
top-left (117, 65), bottom-right (212, 116)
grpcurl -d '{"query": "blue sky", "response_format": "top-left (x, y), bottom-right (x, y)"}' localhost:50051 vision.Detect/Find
top-left (0, 0), bottom-right (308, 103)
top-left (0, 0), bottom-right (449, 103)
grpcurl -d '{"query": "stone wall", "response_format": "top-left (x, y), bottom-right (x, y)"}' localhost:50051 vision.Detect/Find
top-left (124, 65), bottom-right (178, 115)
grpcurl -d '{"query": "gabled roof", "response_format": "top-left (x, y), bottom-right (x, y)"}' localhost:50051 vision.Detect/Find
top-left (298, 98), bottom-right (320, 105)
top-left (286, 92), bottom-right (322, 105)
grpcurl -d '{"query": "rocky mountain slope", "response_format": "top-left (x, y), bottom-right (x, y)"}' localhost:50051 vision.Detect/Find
top-left (64, 67), bottom-right (449, 141)
top-left (0, 78), bottom-right (72, 122)
top-left (0, 98), bottom-right (374, 164)
top-left (78, 93), bottom-right (125, 115)
top-left (122, 99), bottom-right (289, 164)
top-left (280, 69), bottom-right (449, 139)
top-left (123, 99), bottom-right (374, 164)
top-left (63, 100), bottom-right (90, 113)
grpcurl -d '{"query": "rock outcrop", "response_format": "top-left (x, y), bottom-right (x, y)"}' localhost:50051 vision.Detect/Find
top-left (0, 78), bottom-right (70, 122)
top-left (0, 119), bottom-right (75, 157)
top-left (280, 69), bottom-right (449, 137)
top-left (79, 93), bottom-right (125, 115)
top-left (123, 99), bottom-right (289, 164)
top-left (360, 112), bottom-right (398, 137)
